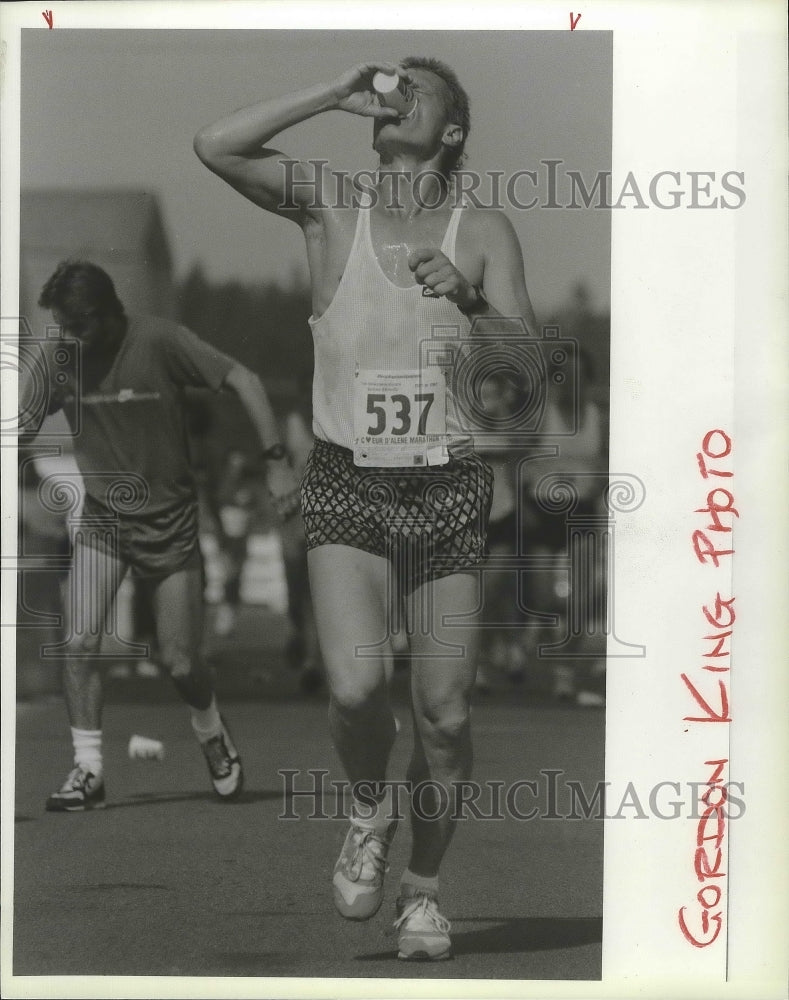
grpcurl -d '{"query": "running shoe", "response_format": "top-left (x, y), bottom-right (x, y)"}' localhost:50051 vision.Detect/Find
top-left (332, 812), bottom-right (398, 920)
top-left (200, 717), bottom-right (243, 800)
top-left (394, 890), bottom-right (453, 961)
top-left (45, 766), bottom-right (106, 812)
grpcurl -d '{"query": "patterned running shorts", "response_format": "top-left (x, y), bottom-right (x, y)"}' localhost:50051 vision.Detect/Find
top-left (301, 438), bottom-right (494, 590)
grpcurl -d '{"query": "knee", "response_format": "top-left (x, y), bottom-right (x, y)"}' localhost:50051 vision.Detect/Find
top-left (322, 645), bottom-right (388, 716)
top-left (63, 632), bottom-right (103, 660)
top-left (158, 643), bottom-right (198, 680)
top-left (417, 698), bottom-right (471, 747)
top-left (329, 679), bottom-right (383, 717)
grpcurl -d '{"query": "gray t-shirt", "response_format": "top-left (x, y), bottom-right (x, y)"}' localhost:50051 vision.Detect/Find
top-left (51, 314), bottom-right (235, 515)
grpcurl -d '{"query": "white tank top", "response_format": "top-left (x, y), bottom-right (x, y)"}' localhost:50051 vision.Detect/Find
top-left (309, 194), bottom-right (472, 450)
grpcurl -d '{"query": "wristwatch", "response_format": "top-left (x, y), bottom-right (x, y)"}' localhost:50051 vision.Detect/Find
top-left (261, 443), bottom-right (287, 461)
top-left (458, 285), bottom-right (489, 317)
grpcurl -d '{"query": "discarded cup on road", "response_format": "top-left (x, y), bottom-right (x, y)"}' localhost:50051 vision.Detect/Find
top-left (128, 735), bottom-right (165, 761)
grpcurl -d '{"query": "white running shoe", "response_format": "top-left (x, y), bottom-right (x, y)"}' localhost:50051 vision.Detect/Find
top-left (394, 890), bottom-right (453, 961)
top-left (200, 717), bottom-right (243, 800)
top-left (45, 766), bottom-right (106, 812)
top-left (332, 808), bottom-right (398, 920)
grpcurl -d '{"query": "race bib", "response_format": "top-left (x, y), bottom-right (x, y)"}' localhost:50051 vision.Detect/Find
top-left (353, 368), bottom-right (449, 467)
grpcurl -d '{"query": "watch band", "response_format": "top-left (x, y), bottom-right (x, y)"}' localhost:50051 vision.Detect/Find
top-left (458, 286), bottom-right (488, 317)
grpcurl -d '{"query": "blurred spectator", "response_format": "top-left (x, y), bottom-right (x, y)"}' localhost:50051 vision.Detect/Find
top-left (212, 449), bottom-right (259, 637)
top-left (524, 346), bottom-right (606, 703)
top-left (474, 371), bottom-right (531, 692)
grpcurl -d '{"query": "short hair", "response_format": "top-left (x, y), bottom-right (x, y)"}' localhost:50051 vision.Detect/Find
top-left (38, 261), bottom-right (125, 319)
top-left (401, 56), bottom-right (471, 174)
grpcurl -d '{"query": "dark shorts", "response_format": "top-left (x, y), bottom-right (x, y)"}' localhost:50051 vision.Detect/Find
top-left (79, 494), bottom-right (202, 579)
top-left (301, 438), bottom-right (493, 590)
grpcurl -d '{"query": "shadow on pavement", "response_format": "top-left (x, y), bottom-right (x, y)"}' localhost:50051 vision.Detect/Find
top-left (100, 787), bottom-right (286, 810)
top-left (355, 915), bottom-right (602, 960)
top-left (203, 951), bottom-right (297, 971)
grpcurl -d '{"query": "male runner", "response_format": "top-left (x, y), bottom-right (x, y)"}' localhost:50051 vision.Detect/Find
top-left (24, 261), bottom-right (299, 810)
top-left (195, 57), bottom-right (537, 959)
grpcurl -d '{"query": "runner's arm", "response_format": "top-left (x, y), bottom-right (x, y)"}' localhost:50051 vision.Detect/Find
top-left (476, 211), bottom-right (539, 337)
top-left (221, 365), bottom-right (300, 510)
top-left (193, 63), bottom-right (399, 222)
top-left (409, 211), bottom-right (539, 336)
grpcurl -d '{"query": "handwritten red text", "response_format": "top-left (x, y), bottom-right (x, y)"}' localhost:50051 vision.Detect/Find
top-left (678, 430), bottom-right (735, 948)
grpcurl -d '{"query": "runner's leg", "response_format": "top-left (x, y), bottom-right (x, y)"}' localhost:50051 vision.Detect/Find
top-left (62, 535), bottom-right (128, 729)
top-left (311, 543), bottom-right (401, 919)
top-left (308, 543), bottom-right (397, 788)
top-left (149, 564), bottom-right (212, 708)
top-left (151, 562), bottom-right (243, 798)
top-left (405, 570), bottom-right (481, 877)
top-left (46, 536), bottom-right (128, 807)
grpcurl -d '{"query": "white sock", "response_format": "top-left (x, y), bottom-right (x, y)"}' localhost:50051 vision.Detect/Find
top-left (190, 696), bottom-right (222, 742)
top-left (400, 868), bottom-right (439, 898)
top-left (71, 727), bottom-right (103, 777)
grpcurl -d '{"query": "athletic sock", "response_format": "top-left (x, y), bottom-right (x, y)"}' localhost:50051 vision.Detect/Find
top-left (399, 868), bottom-right (440, 898)
top-left (190, 695), bottom-right (223, 743)
top-left (71, 727), bottom-right (103, 778)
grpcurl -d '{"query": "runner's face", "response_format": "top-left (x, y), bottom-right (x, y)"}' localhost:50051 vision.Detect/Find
top-left (52, 306), bottom-right (112, 351)
top-left (373, 68), bottom-right (461, 164)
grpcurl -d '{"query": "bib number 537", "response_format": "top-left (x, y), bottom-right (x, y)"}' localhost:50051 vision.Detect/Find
top-left (366, 392), bottom-right (435, 437)
top-left (353, 368), bottom-right (448, 467)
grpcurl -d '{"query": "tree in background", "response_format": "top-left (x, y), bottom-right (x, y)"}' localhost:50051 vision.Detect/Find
top-left (178, 264), bottom-right (313, 396)
top-left (176, 264), bottom-right (313, 465)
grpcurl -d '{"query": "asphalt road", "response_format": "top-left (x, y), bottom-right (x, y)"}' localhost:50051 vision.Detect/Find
top-left (12, 687), bottom-right (603, 988)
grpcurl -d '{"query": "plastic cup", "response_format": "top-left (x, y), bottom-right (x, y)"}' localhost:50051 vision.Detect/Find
top-left (128, 734), bottom-right (165, 761)
top-left (372, 71), bottom-right (416, 118)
